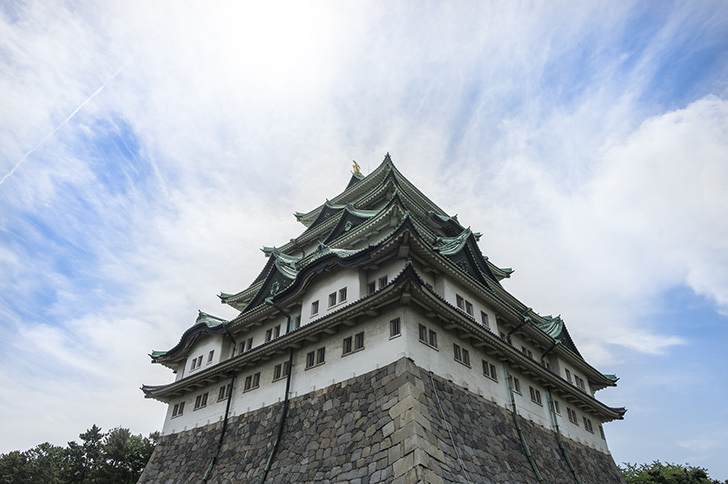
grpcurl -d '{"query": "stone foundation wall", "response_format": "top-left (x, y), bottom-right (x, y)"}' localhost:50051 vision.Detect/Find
top-left (139, 358), bottom-right (625, 484)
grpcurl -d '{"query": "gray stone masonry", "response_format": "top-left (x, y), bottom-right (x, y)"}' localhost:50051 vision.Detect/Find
top-left (139, 357), bottom-right (625, 484)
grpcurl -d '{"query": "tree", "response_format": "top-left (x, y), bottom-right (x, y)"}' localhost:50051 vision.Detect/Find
top-left (0, 425), bottom-right (158, 484)
top-left (620, 461), bottom-right (727, 484)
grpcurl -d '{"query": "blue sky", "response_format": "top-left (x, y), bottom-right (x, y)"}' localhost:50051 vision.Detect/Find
top-left (1, 0), bottom-right (727, 478)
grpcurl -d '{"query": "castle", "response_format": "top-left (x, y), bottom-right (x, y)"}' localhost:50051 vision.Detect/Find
top-left (139, 155), bottom-right (626, 483)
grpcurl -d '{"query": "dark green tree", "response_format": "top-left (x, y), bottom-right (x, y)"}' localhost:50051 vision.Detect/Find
top-left (620, 461), bottom-right (727, 484)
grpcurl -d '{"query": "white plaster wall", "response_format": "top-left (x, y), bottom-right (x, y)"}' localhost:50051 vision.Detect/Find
top-left (302, 268), bottom-right (361, 325)
top-left (185, 334), bottom-right (224, 376)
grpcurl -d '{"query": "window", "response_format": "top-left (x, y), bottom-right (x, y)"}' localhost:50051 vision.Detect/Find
top-left (599, 425), bottom-right (605, 440)
top-left (218, 384), bottom-right (231, 401)
top-left (367, 282), bottom-right (376, 295)
top-left (512, 377), bottom-right (521, 394)
top-left (245, 337), bottom-right (253, 352)
top-left (553, 400), bottom-right (561, 415)
top-left (191, 355), bottom-right (203, 370)
top-left (273, 362), bottom-right (290, 381)
top-left (456, 295), bottom-right (465, 309)
top-left (418, 324), bottom-right (428, 342)
top-left (338, 287), bottom-right (347, 303)
top-left (575, 375), bottom-right (586, 391)
top-left (244, 373), bottom-right (260, 391)
top-left (390, 318), bottom-right (401, 338)
top-left (482, 360), bottom-right (497, 381)
top-left (565, 368), bottom-right (572, 383)
top-left (429, 329), bottom-right (438, 348)
top-left (567, 407), bottom-right (578, 425)
top-left (306, 347), bottom-right (326, 368)
top-left (172, 402), bottom-right (185, 417)
top-left (293, 315), bottom-right (301, 330)
top-left (529, 386), bottom-right (542, 405)
top-left (208, 350), bottom-right (214, 363)
top-left (521, 346), bottom-right (533, 359)
top-left (328, 292), bottom-right (337, 307)
top-left (453, 344), bottom-right (470, 366)
top-left (194, 392), bottom-right (208, 410)
top-left (465, 301), bottom-right (473, 316)
top-left (342, 336), bottom-right (352, 355)
top-left (311, 300), bottom-right (319, 315)
top-left (265, 329), bottom-right (272, 342)
top-left (583, 417), bottom-right (594, 433)
top-left (378, 276), bottom-right (388, 289)
top-left (354, 332), bottom-right (364, 350)
top-left (274, 325), bottom-right (280, 338)
top-left (480, 311), bottom-right (490, 329)
top-left (191, 358), bottom-right (197, 370)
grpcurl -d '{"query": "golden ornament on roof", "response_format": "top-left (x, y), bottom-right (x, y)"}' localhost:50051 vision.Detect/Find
top-left (351, 160), bottom-right (362, 176)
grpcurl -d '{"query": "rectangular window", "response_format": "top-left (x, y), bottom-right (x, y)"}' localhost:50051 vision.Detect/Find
top-left (354, 332), bottom-right (364, 350)
top-left (456, 294), bottom-right (464, 309)
top-left (208, 350), bottom-right (214, 363)
top-left (453, 344), bottom-right (470, 366)
top-left (583, 417), bottom-right (594, 433)
top-left (482, 360), bottom-right (498, 381)
top-left (419, 324), bottom-right (438, 349)
top-left (453, 343), bottom-right (462, 361)
top-left (316, 347), bottom-right (326, 365)
top-left (575, 375), bottom-right (586, 391)
top-left (480, 311), bottom-right (490, 329)
top-left (567, 407), bottom-right (578, 425)
top-left (306, 347), bottom-right (326, 369)
top-left (218, 384), bottom-right (231, 401)
top-left (294, 315), bottom-right (301, 330)
top-left (191, 358), bottom-right (197, 370)
top-left (465, 301), bottom-right (473, 315)
top-left (378, 276), bottom-right (388, 289)
top-left (367, 282), bottom-right (376, 295)
top-left (553, 400), bottom-right (561, 415)
top-left (329, 292), bottom-right (337, 307)
top-left (599, 425), bottom-right (605, 440)
top-left (194, 392), bottom-right (208, 410)
top-left (521, 346), bottom-right (533, 359)
top-left (273, 362), bottom-right (290, 381)
top-left (565, 368), bottom-right (572, 383)
top-left (246, 337), bottom-right (253, 352)
top-left (342, 336), bottom-right (353, 355)
top-left (390, 318), bottom-right (401, 338)
top-left (265, 329), bottom-right (272, 342)
top-left (529, 386), bottom-right (542, 405)
top-left (172, 402), bottom-right (185, 417)
top-left (273, 325), bottom-right (280, 339)
top-left (311, 300), bottom-right (319, 315)
top-left (244, 373), bottom-right (260, 391)
top-left (306, 351), bottom-right (315, 368)
top-left (339, 287), bottom-right (347, 303)
top-left (512, 377), bottom-right (521, 394)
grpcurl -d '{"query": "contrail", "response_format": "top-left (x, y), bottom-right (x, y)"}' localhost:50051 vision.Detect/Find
top-left (0, 63), bottom-right (127, 186)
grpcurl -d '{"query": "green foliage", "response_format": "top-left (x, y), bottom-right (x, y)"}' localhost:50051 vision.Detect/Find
top-left (620, 461), bottom-right (727, 484)
top-left (0, 425), bottom-right (158, 484)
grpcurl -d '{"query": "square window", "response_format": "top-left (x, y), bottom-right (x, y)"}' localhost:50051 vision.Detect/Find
top-left (329, 292), bottom-right (337, 307)
top-left (339, 287), bottom-right (347, 302)
top-left (342, 336), bottom-right (353, 355)
top-left (390, 318), bottom-right (401, 338)
top-left (367, 282), bottom-right (376, 295)
top-left (194, 392), bottom-right (208, 409)
top-left (354, 332), bottom-right (364, 350)
top-left (378, 276), bottom-right (388, 289)
top-left (244, 373), bottom-right (260, 391)
top-left (480, 311), bottom-right (490, 328)
top-left (311, 300), bottom-right (319, 315)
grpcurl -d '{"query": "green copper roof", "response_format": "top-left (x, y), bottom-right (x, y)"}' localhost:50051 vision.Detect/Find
top-left (434, 228), bottom-right (473, 255)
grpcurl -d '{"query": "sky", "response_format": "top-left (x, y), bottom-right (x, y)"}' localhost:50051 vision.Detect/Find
top-left (1, 0), bottom-right (727, 478)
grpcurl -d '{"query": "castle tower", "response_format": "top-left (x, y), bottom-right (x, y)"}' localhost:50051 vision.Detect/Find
top-left (139, 155), bottom-right (626, 484)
